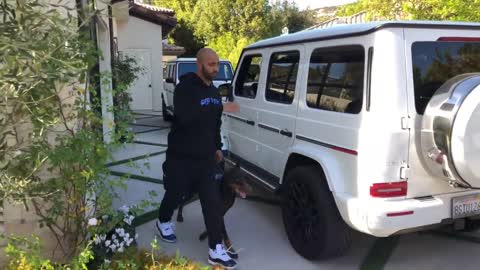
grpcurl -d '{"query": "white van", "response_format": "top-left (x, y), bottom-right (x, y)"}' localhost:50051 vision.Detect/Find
top-left (162, 58), bottom-right (234, 120)
top-left (222, 21), bottom-right (480, 260)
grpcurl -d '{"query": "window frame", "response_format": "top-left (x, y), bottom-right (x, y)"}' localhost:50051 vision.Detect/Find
top-left (264, 50), bottom-right (300, 105)
top-left (305, 45), bottom-right (366, 114)
top-left (234, 53), bottom-right (263, 99)
top-left (411, 40), bottom-right (480, 115)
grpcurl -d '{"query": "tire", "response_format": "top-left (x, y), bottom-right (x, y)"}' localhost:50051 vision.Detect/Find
top-left (281, 165), bottom-right (351, 260)
top-left (162, 98), bottom-right (173, 122)
top-left (462, 218), bottom-right (480, 232)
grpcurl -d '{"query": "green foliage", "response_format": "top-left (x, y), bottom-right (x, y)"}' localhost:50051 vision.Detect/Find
top-left (5, 235), bottom-right (94, 270)
top-left (207, 33), bottom-right (253, 68)
top-left (112, 56), bottom-right (143, 142)
top-left (192, 0), bottom-right (272, 43)
top-left (337, 0), bottom-right (480, 21)
top-left (336, 1), bottom-right (368, 17)
top-left (0, 0), bottom-right (142, 260)
top-left (152, 0), bottom-right (205, 56)
top-left (269, 1), bottom-right (317, 34)
top-left (154, 0), bottom-right (317, 67)
top-left (168, 21), bottom-right (205, 57)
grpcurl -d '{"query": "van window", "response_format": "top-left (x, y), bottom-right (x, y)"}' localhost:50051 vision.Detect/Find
top-left (235, 55), bottom-right (262, 99)
top-left (177, 62), bottom-right (234, 81)
top-left (412, 41), bottom-right (480, 114)
top-left (166, 63), bottom-right (174, 80)
top-left (306, 46), bottom-right (365, 114)
top-left (164, 64), bottom-right (169, 79)
top-left (265, 51), bottom-right (300, 104)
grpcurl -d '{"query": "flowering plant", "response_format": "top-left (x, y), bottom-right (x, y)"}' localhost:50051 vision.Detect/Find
top-left (87, 205), bottom-right (139, 268)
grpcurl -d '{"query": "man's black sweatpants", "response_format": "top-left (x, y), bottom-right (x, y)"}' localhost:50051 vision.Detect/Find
top-left (158, 158), bottom-right (223, 249)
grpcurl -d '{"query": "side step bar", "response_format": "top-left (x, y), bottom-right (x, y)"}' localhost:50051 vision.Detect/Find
top-left (224, 155), bottom-right (281, 192)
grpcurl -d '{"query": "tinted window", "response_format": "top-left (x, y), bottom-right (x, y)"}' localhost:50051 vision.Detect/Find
top-left (412, 41), bottom-right (480, 114)
top-left (177, 62), bottom-right (233, 81)
top-left (178, 62), bottom-right (197, 79)
top-left (163, 64), bottom-right (168, 79)
top-left (217, 63), bottom-right (234, 80)
top-left (306, 46), bottom-right (364, 114)
top-left (235, 55), bottom-right (262, 98)
top-left (265, 51), bottom-right (300, 104)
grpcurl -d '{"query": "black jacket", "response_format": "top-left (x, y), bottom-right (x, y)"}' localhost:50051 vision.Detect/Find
top-left (166, 72), bottom-right (222, 161)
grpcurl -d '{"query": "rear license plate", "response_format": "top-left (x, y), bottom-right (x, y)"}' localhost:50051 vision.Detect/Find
top-left (452, 194), bottom-right (480, 219)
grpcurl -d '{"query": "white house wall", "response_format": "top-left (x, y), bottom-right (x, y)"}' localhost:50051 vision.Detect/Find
top-left (96, 0), bottom-right (114, 143)
top-left (117, 17), bottom-right (163, 111)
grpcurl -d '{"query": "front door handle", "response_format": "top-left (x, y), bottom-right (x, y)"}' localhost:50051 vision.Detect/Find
top-left (280, 129), bottom-right (293, 137)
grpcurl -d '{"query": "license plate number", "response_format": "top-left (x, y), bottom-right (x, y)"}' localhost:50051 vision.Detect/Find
top-left (452, 194), bottom-right (480, 219)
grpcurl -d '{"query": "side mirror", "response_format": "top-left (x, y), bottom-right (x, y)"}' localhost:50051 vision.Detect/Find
top-left (165, 78), bottom-right (174, 84)
top-left (218, 83), bottom-right (233, 102)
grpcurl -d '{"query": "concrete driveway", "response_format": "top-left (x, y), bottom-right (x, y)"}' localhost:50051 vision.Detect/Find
top-left (107, 111), bottom-right (480, 270)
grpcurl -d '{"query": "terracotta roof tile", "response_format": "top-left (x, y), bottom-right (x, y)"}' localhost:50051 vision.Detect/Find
top-left (132, 1), bottom-right (175, 16)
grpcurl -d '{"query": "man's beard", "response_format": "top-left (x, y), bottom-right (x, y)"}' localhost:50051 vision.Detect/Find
top-left (201, 64), bottom-right (217, 81)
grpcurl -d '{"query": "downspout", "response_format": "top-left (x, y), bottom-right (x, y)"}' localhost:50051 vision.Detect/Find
top-left (108, 5), bottom-right (116, 91)
top-left (108, 4), bottom-right (120, 138)
top-left (76, 0), bottom-right (103, 124)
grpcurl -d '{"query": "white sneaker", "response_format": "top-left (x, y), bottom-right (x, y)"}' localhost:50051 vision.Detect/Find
top-left (208, 244), bottom-right (237, 269)
top-left (155, 220), bottom-right (177, 243)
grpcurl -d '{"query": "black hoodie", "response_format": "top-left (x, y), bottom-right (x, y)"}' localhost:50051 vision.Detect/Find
top-left (166, 72), bottom-right (222, 162)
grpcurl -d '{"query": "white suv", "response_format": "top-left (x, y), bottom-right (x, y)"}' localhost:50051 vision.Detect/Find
top-left (162, 58), bottom-right (234, 121)
top-left (222, 21), bottom-right (480, 260)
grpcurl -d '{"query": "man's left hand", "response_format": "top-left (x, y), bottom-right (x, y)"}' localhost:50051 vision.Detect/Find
top-left (223, 102), bottom-right (240, 113)
top-left (215, 150), bottom-right (223, 163)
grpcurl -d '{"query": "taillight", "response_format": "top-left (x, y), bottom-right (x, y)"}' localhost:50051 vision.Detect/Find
top-left (437, 37), bottom-right (480, 42)
top-left (370, 181), bottom-right (407, 198)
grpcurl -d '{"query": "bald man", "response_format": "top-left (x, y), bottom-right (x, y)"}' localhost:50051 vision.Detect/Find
top-left (156, 48), bottom-right (238, 269)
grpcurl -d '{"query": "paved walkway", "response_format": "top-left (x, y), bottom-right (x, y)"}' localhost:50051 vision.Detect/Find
top-left (107, 110), bottom-right (480, 270)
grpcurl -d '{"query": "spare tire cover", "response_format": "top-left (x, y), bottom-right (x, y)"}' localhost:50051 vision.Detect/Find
top-left (421, 73), bottom-right (480, 188)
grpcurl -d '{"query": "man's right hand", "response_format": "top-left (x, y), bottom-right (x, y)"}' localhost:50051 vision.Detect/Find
top-left (223, 102), bottom-right (240, 113)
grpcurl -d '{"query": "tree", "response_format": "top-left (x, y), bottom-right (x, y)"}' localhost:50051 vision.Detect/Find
top-left (153, 0), bottom-right (317, 67)
top-left (269, 1), bottom-right (317, 34)
top-left (207, 32), bottom-right (253, 67)
top-left (337, 0), bottom-right (480, 21)
top-left (153, 0), bottom-right (205, 56)
top-left (169, 21), bottom-right (205, 56)
top-left (192, 0), bottom-right (273, 42)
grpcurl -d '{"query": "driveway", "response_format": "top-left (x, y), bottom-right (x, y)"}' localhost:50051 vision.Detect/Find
top-left (108, 110), bottom-right (480, 270)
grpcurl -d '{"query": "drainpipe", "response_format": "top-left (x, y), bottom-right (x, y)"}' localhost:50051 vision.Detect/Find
top-left (76, 0), bottom-right (103, 125)
top-left (108, 5), bottom-right (116, 91)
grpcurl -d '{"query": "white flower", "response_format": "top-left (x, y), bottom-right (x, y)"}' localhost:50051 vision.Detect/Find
top-left (124, 233), bottom-right (130, 240)
top-left (123, 215), bottom-right (134, 225)
top-left (117, 246), bottom-right (125, 253)
top-left (105, 240), bottom-right (111, 247)
top-left (126, 238), bottom-right (133, 246)
top-left (119, 205), bottom-right (129, 214)
top-left (93, 235), bottom-right (101, 245)
top-left (87, 218), bottom-right (98, 226)
top-left (116, 228), bottom-right (125, 237)
top-left (111, 234), bottom-right (116, 240)
top-left (100, 234), bottom-right (106, 241)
